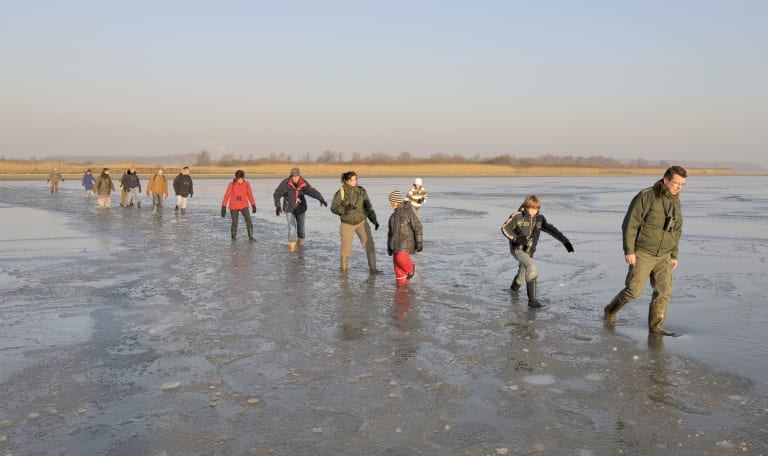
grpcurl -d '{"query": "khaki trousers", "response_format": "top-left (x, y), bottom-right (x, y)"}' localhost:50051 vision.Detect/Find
top-left (340, 221), bottom-right (374, 257)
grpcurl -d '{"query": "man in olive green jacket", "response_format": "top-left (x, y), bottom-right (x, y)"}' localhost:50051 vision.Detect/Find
top-left (605, 165), bottom-right (687, 336)
top-left (330, 171), bottom-right (382, 274)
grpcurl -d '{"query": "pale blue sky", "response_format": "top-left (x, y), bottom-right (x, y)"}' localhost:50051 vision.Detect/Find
top-left (1, 1), bottom-right (766, 166)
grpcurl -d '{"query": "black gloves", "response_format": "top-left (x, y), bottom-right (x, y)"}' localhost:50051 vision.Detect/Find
top-left (221, 207), bottom-right (227, 218)
top-left (387, 247), bottom-right (393, 256)
top-left (251, 205), bottom-right (257, 214)
top-left (320, 199), bottom-right (328, 207)
top-left (374, 222), bottom-right (380, 231)
top-left (417, 198), bottom-right (424, 204)
top-left (276, 207), bottom-right (282, 216)
top-left (415, 241), bottom-right (423, 252)
top-left (564, 241), bottom-right (574, 253)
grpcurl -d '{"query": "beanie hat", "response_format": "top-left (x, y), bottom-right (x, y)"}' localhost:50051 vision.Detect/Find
top-left (388, 190), bottom-right (403, 204)
top-left (290, 167), bottom-right (301, 176)
top-left (414, 178), bottom-right (422, 186)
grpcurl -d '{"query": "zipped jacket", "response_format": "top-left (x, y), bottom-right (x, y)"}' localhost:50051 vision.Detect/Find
top-left (82, 173), bottom-right (96, 190)
top-left (221, 180), bottom-right (255, 211)
top-left (273, 176), bottom-right (324, 214)
top-left (94, 173), bottom-right (115, 195)
top-left (147, 174), bottom-right (168, 195)
top-left (122, 172), bottom-right (141, 192)
top-left (331, 184), bottom-right (379, 226)
top-left (501, 208), bottom-right (570, 256)
top-left (173, 173), bottom-right (193, 197)
top-left (622, 179), bottom-right (683, 259)
top-left (387, 203), bottom-right (423, 254)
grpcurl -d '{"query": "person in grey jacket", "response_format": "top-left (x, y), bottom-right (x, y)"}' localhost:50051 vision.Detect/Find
top-left (121, 166), bottom-right (142, 208)
top-left (604, 166), bottom-right (686, 336)
top-left (387, 190), bottom-right (423, 285)
top-left (502, 195), bottom-right (573, 309)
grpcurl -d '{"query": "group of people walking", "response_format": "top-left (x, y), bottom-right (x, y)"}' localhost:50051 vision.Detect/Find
top-left (55, 164), bottom-right (688, 337)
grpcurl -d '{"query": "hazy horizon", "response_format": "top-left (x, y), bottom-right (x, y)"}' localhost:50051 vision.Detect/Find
top-left (2, 2), bottom-right (766, 167)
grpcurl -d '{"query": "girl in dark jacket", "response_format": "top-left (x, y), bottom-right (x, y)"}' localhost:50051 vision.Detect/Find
top-left (221, 170), bottom-right (256, 241)
top-left (387, 190), bottom-right (423, 285)
top-left (501, 195), bottom-right (574, 308)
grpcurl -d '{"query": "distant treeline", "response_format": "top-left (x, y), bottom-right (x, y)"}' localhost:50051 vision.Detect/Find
top-left (193, 150), bottom-right (672, 168)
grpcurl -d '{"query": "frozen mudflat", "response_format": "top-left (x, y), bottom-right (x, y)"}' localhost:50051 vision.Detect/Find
top-left (1, 176), bottom-right (767, 455)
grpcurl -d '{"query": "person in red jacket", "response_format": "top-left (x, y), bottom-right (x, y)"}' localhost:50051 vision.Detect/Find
top-left (221, 170), bottom-right (257, 241)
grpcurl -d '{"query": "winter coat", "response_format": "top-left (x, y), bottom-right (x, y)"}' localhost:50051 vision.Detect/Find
top-left (82, 173), bottom-right (96, 191)
top-left (273, 176), bottom-right (324, 214)
top-left (331, 183), bottom-right (379, 226)
top-left (122, 171), bottom-right (141, 191)
top-left (146, 174), bottom-right (168, 195)
top-left (387, 203), bottom-right (423, 254)
top-left (501, 208), bottom-right (571, 256)
top-left (94, 173), bottom-right (115, 195)
top-left (406, 186), bottom-right (428, 209)
top-left (48, 170), bottom-right (63, 182)
top-left (221, 180), bottom-right (255, 211)
top-left (173, 173), bottom-right (193, 197)
top-left (622, 179), bottom-right (683, 259)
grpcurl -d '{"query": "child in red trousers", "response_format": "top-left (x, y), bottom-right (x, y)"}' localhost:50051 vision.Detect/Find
top-left (387, 190), bottom-right (423, 285)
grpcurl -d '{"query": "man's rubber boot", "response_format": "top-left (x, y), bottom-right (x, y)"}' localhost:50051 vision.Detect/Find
top-left (247, 227), bottom-right (255, 242)
top-left (181, 208), bottom-right (186, 215)
top-left (289, 242), bottom-right (296, 252)
top-left (137, 201), bottom-right (140, 209)
top-left (526, 279), bottom-right (545, 309)
top-left (604, 296), bottom-right (625, 322)
top-left (649, 301), bottom-right (681, 337)
top-left (297, 238), bottom-right (304, 246)
top-left (340, 256), bottom-right (349, 271)
top-left (367, 252), bottom-right (383, 275)
top-left (175, 205), bottom-right (179, 213)
top-left (511, 281), bottom-right (521, 292)
top-left (231, 230), bottom-right (237, 241)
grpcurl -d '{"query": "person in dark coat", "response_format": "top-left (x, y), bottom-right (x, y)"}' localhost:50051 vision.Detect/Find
top-left (273, 167), bottom-right (326, 251)
top-left (501, 195), bottom-right (574, 309)
top-left (173, 166), bottom-right (194, 215)
top-left (387, 190), bottom-right (423, 285)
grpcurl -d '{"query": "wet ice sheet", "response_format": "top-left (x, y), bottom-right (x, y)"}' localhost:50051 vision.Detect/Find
top-left (0, 177), bottom-right (767, 455)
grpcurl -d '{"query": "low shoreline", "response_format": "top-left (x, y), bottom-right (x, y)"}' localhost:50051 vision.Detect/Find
top-left (0, 162), bottom-right (741, 180)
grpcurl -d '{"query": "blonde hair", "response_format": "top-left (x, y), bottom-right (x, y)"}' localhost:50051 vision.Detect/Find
top-left (522, 195), bottom-right (541, 210)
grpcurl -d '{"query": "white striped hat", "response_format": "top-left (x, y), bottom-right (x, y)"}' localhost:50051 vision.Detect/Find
top-left (388, 190), bottom-right (403, 204)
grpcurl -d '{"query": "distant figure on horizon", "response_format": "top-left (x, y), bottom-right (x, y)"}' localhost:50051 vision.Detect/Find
top-left (173, 166), bottom-right (194, 215)
top-left (221, 169), bottom-right (256, 241)
top-left (387, 190), bottom-right (423, 285)
top-left (604, 166), bottom-right (687, 337)
top-left (501, 195), bottom-right (574, 309)
top-left (94, 168), bottom-right (115, 208)
top-left (406, 178), bottom-right (428, 219)
top-left (122, 166), bottom-right (142, 209)
top-left (81, 169), bottom-right (96, 197)
top-left (47, 167), bottom-right (63, 194)
top-left (146, 168), bottom-right (168, 214)
top-left (273, 167), bottom-right (327, 252)
top-left (330, 171), bottom-right (382, 274)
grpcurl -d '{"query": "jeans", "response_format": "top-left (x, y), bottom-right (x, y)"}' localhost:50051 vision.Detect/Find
top-left (125, 187), bottom-right (140, 206)
top-left (286, 211), bottom-right (306, 242)
top-left (512, 249), bottom-right (538, 282)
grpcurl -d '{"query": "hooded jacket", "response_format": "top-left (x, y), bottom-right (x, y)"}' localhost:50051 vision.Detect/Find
top-left (82, 172), bottom-right (96, 190)
top-left (622, 179), bottom-right (683, 259)
top-left (273, 176), bottom-right (324, 214)
top-left (94, 172), bottom-right (115, 195)
top-left (331, 183), bottom-right (379, 226)
top-left (221, 180), bottom-right (255, 211)
top-left (501, 208), bottom-right (570, 256)
top-left (122, 171), bottom-right (141, 192)
top-left (387, 202), bottom-right (423, 254)
top-left (146, 173), bottom-right (168, 195)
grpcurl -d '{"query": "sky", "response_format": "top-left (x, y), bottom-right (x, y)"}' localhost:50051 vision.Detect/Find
top-left (1, 1), bottom-right (766, 167)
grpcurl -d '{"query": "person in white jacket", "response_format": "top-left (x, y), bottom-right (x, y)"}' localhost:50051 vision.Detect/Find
top-left (406, 178), bottom-right (428, 219)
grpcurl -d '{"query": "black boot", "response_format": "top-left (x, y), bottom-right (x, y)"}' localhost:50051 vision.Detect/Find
top-left (181, 208), bottom-right (186, 215)
top-left (175, 205), bottom-right (179, 213)
top-left (247, 226), bottom-right (255, 242)
top-left (510, 281), bottom-right (521, 292)
top-left (526, 279), bottom-right (546, 309)
top-left (231, 230), bottom-right (237, 241)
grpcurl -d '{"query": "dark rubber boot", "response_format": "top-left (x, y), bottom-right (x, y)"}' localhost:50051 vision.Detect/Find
top-left (231, 230), bottom-right (237, 241)
top-left (649, 301), bottom-right (681, 336)
top-left (367, 252), bottom-right (383, 275)
top-left (181, 208), bottom-right (186, 215)
top-left (604, 296), bottom-right (626, 322)
top-left (526, 279), bottom-right (545, 309)
top-left (510, 281), bottom-right (521, 292)
top-left (247, 227), bottom-right (255, 241)
top-left (175, 205), bottom-right (179, 213)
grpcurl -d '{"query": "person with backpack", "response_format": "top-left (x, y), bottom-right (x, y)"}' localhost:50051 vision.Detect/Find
top-left (330, 171), bottom-right (382, 274)
top-left (146, 168), bottom-right (168, 214)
